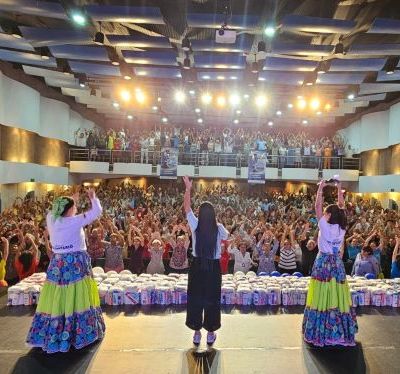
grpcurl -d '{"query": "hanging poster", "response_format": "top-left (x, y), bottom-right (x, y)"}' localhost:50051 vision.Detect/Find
top-left (160, 147), bottom-right (178, 179)
top-left (248, 151), bottom-right (266, 184)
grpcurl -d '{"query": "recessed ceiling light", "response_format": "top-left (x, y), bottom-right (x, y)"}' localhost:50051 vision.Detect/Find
top-left (162, 117), bottom-right (168, 123)
top-left (302, 119), bottom-right (308, 125)
top-left (259, 77), bottom-right (266, 81)
top-left (233, 119), bottom-right (239, 124)
top-left (217, 76), bottom-right (225, 80)
top-left (195, 108), bottom-right (201, 113)
top-left (316, 111), bottom-right (322, 115)
top-left (152, 106), bottom-right (158, 111)
top-left (189, 90), bottom-right (195, 95)
top-left (127, 114), bottom-right (133, 120)
top-left (236, 109), bottom-right (241, 114)
top-left (203, 75), bottom-right (210, 80)
top-left (288, 103), bottom-right (293, 109)
top-left (197, 118), bottom-right (203, 124)
top-left (111, 61), bottom-right (120, 66)
top-left (113, 102), bottom-right (120, 108)
top-left (264, 25), bottom-right (276, 37)
top-left (244, 94), bottom-right (250, 100)
top-left (230, 76), bottom-right (237, 80)
top-left (276, 110), bottom-right (282, 116)
top-left (124, 75), bottom-right (132, 80)
top-left (71, 12), bottom-right (86, 26)
top-left (157, 97), bottom-right (162, 102)
top-left (268, 120), bottom-right (274, 126)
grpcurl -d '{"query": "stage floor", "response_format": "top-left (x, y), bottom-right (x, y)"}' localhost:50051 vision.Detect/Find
top-left (0, 296), bottom-right (399, 374)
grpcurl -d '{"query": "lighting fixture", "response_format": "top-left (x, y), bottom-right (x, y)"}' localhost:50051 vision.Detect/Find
top-left (268, 120), bottom-right (274, 126)
top-left (71, 10), bottom-right (86, 26)
top-left (78, 76), bottom-right (86, 88)
top-left (189, 90), bottom-right (195, 95)
top-left (316, 60), bottom-right (330, 74)
top-left (276, 110), bottom-right (282, 116)
top-left (120, 89), bottom-right (131, 102)
top-left (229, 94), bottom-right (241, 106)
top-left (152, 106), bottom-right (158, 111)
top-left (230, 76), bottom-right (238, 80)
top-left (127, 114), bottom-right (133, 120)
top-left (175, 90), bottom-right (186, 103)
top-left (10, 26), bottom-right (22, 38)
top-left (233, 119), bottom-right (239, 124)
top-left (182, 37), bottom-right (191, 52)
top-left (94, 31), bottom-right (105, 45)
top-left (255, 94), bottom-right (267, 107)
top-left (316, 111), bottom-right (322, 115)
top-left (347, 93), bottom-right (355, 100)
top-left (325, 103), bottom-right (332, 111)
top-left (113, 102), bottom-right (120, 108)
top-left (302, 119), bottom-right (308, 125)
top-left (201, 93), bottom-right (212, 105)
top-left (161, 117), bottom-right (168, 123)
top-left (287, 103), bottom-right (293, 109)
top-left (236, 110), bottom-right (241, 115)
top-left (244, 94), bottom-right (250, 100)
top-left (135, 90), bottom-right (146, 104)
top-left (197, 118), bottom-right (203, 124)
top-left (303, 71), bottom-right (317, 86)
top-left (310, 98), bottom-right (320, 110)
top-left (195, 108), bottom-right (201, 113)
top-left (264, 25), bottom-right (276, 37)
top-left (124, 75), bottom-right (132, 80)
top-left (203, 75), bottom-right (210, 80)
top-left (111, 60), bottom-right (120, 66)
top-left (216, 95), bottom-right (226, 107)
top-left (384, 57), bottom-right (399, 75)
top-left (297, 98), bottom-right (307, 110)
top-left (157, 97), bottom-right (162, 102)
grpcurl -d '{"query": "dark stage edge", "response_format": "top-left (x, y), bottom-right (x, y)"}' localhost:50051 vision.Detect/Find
top-left (0, 296), bottom-right (399, 374)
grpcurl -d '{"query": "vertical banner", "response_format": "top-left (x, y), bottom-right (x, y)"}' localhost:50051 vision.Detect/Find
top-left (248, 151), bottom-right (266, 184)
top-left (160, 147), bottom-right (178, 179)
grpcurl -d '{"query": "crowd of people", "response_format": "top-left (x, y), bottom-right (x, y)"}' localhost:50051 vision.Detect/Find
top-left (1, 180), bottom-right (399, 289)
top-left (74, 127), bottom-right (353, 168)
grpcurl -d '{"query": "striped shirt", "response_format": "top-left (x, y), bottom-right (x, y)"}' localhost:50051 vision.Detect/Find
top-left (278, 248), bottom-right (297, 270)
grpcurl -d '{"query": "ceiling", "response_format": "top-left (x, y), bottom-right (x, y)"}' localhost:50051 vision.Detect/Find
top-left (1, 0), bottom-right (400, 130)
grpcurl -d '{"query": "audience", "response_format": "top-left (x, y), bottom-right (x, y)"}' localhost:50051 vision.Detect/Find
top-left (0, 180), bottom-right (398, 286)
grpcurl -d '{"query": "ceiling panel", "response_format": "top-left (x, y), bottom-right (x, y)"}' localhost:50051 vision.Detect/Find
top-left (0, 33), bottom-right (35, 51)
top-left (329, 58), bottom-right (386, 72)
top-left (19, 27), bottom-right (92, 47)
top-left (187, 13), bottom-right (260, 30)
top-left (191, 37), bottom-right (251, 53)
top-left (367, 18), bottom-right (400, 34)
top-left (348, 44), bottom-right (400, 56)
top-left (316, 73), bottom-right (367, 85)
top-left (134, 67), bottom-right (181, 79)
top-left (49, 45), bottom-right (110, 62)
top-left (281, 15), bottom-right (355, 34)
top-left (0, 0), bottom-right (68, 19)
top-left (258, 71), bottom-right (305, 85)
top-left (271, 43), bottom-right (334, 57)
top-left (263, 57), bottom-right (317, 72)
top-left (0, 49), bottom-right (57, 67)
top-left (122, 50), bottom-right (178, 65)
top-left (68, 61), bottom-right (121, 76)
top-left (194, 53), bottom-right (246, 69)
top-left (107, 35), bottom-right (171, 49)
top-left (197, 71), bottom-right (244, 81)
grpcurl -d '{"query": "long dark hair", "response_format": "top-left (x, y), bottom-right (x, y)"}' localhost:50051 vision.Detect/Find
top-left (195, 202), bottom-right (218, 260)
top-left (18, 252), bottom-right (34, 273)
top-left (61, 197), bottom-right (75, 217)
top-left (326, 204), bottom-right (347, 230)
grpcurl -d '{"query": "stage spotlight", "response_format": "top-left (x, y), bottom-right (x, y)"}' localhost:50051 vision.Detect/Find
top-left (189, 90), bottom-right (195, 95)
top-left (162, 117), bottom-right (168, 123)
top-left (124, 75), bottom-right (132, 80)
top-left (120, 89), bottom-right (131, 102)
top-left (175, 90), bottom-right (186, 103)
top-left (288, 103), bottom-right (293, 109)
top-left (255, 94), bottom-right (267, 107)
top-left (127, 114), bottom-right (133, 120)
top-left (264, 25), bottom-right (276, 37)
top-left (302, 119), bottom-right (308, 125)
top-left (111, 60), bottom-right (120, 66)
top-left (94, 31), bottom-right (105, 45)
top-left (316, 111), bottom-right (322, 115)
top-left (113, 102), bottom-right (120, 108)
top-left (216, 95), bottom-right (226, 107)
top-left (268, 120), bottom-right (274, 126)
top-left (276, 110), bottom-right (282, 116)
top-left (197, 118), bottom-right (203, 124)
top-left (325, 103), bottom-right (332, 111)
top-left (157, 97), bottom-right (162, 102)
top-left (201, 93), bottom-right (212, 105)
top-left (347, 93), bottom-right (355, 100)
top-left (297, 98), bottom-right (307, 110)
top-left (334, 42), bottom-right (345, 55)
top-left (135, 90), bottom-right (146, 104)
top-left (233, 119), bottom-right (239, 124)
top-left (195, 108), bottom-right (201, 113)
top-left (229, 94), bottom-right (241, 106)
top-left (71, 10), bottom-right (86, 26)
top-left (152, 106), bottom-right (158, 111)
top-left (310, 98), bottom-right (320, 110)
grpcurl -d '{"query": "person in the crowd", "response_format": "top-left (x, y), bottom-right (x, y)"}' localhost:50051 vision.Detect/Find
top-left (253, 230), bottom-right (279, 274)
top-left (103, 232), bottom-right (125, 273)
top-left (303, 179), bottom-right (358, 347)
top-left (86, 226), bottom-right (105, 267)
top-left (228, 239), bottom-right (256, 274)
top-left (0, 237), bottom-right (9, 287)
top-left (14, 233), bottom-right (39, 281)
top-left (26, 189), bottom-right (105, 353)
top-left (391, 235), bottom-right (400, 278)
top-left (146, 239), bottom-right (165, 275)
top-left (351, 246), bottom-right (380, 277)
top-left (219, 242), bottom-right (230, 275)
top-left (183, 175), bottom-right (229, 346)
top-left (127, 226), bottom-right (145, 275)
top-left (276, 225), bottom-right (297, 275)
top-left (168, 233), bottom-right (190, 274)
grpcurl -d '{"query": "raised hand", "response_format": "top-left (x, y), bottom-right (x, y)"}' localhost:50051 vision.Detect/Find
top-left (88, 188), bottom-right (96, 200)
top-left (183, 176), bottom-right (192, 191)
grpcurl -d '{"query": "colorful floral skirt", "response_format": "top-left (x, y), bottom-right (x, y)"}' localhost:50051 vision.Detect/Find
top-left (26, 251), bottom-right (105, 353)
top-left (302, 252), bottom-right (358, 347)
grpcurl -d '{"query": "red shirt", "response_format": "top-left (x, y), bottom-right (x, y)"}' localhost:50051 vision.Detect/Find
top-left (14, 256), bottom-right (39, 280)
top-left (220, 251), bottom-right (230, 274)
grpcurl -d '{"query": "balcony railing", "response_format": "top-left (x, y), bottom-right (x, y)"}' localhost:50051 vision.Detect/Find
top-left (68, 148), bottom-right (360, 170)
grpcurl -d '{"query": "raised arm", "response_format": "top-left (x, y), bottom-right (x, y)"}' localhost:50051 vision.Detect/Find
top-left (183, 176), bottom-right (192, 214)
top-left (337, 182), bottom-right (344, 209)
top-left (315, 181), bottom-right (326, 221)
top-left (392, 235), bottom-right (400, 263)
top-left (72, 189), bottom-right (103, 227)
top-left (0, 237), bottom-right (9, 262)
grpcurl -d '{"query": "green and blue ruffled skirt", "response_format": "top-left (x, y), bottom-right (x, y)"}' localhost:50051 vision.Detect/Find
top-left (302, 252), bottom-right (358, 347)
top-left (26, 251), bottom-right (105, 353)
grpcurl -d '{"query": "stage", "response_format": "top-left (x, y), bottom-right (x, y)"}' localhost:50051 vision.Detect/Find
top-left (0, 296), bottom-right (399, 374)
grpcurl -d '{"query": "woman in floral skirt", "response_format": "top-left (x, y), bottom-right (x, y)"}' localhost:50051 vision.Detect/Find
top-left (26, 189), bottom-right (105, 353)
top-left (302, 180), bottom-right (358, 347)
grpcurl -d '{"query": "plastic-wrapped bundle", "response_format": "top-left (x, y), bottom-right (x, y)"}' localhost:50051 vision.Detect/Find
top-left (124, 285), bottom-right (141, 305)
top-left (221, 286), bottom-right (236, 305)
top-left (297, 287), bottom-right (307, 305)
top-left (235, 286), bottom-right (252, 306)
top-left (120, 270), bottom-right (132, 275)
top-left (281, 288), bottom-right (290, 306)
top-left (386, 290), bottom-right (394, 307)
top-left (98, 284), bottom-right (109, 305)
top-left (155, 286), bottom-right (172, 305)
top-left (120, 274), bottom-right (133, 282)
top-left (253, 287), bottom-right (267, 306)
top-left (106, 286), bottom-right (124, 305)
top-left (351, 290), bottom-right (358, 307)
top-left (106, 270), bottom-right (119, 277)
top-left (392, 291), bottom-right (400, 307)
top-left (92, 267), bottom-right (105, 275)
top-left (246, 271), bottom-right (257, 279)
top-left (371, 288), bottom-right (384, 306)
top-left (267, 286), bottom-right (281, 306)
top-left (7, 285), bottom-right (22, 306)
top-left (141, 284), bottom-right (155, 305)
top-left (174, 285), bottom-right (188, 304)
